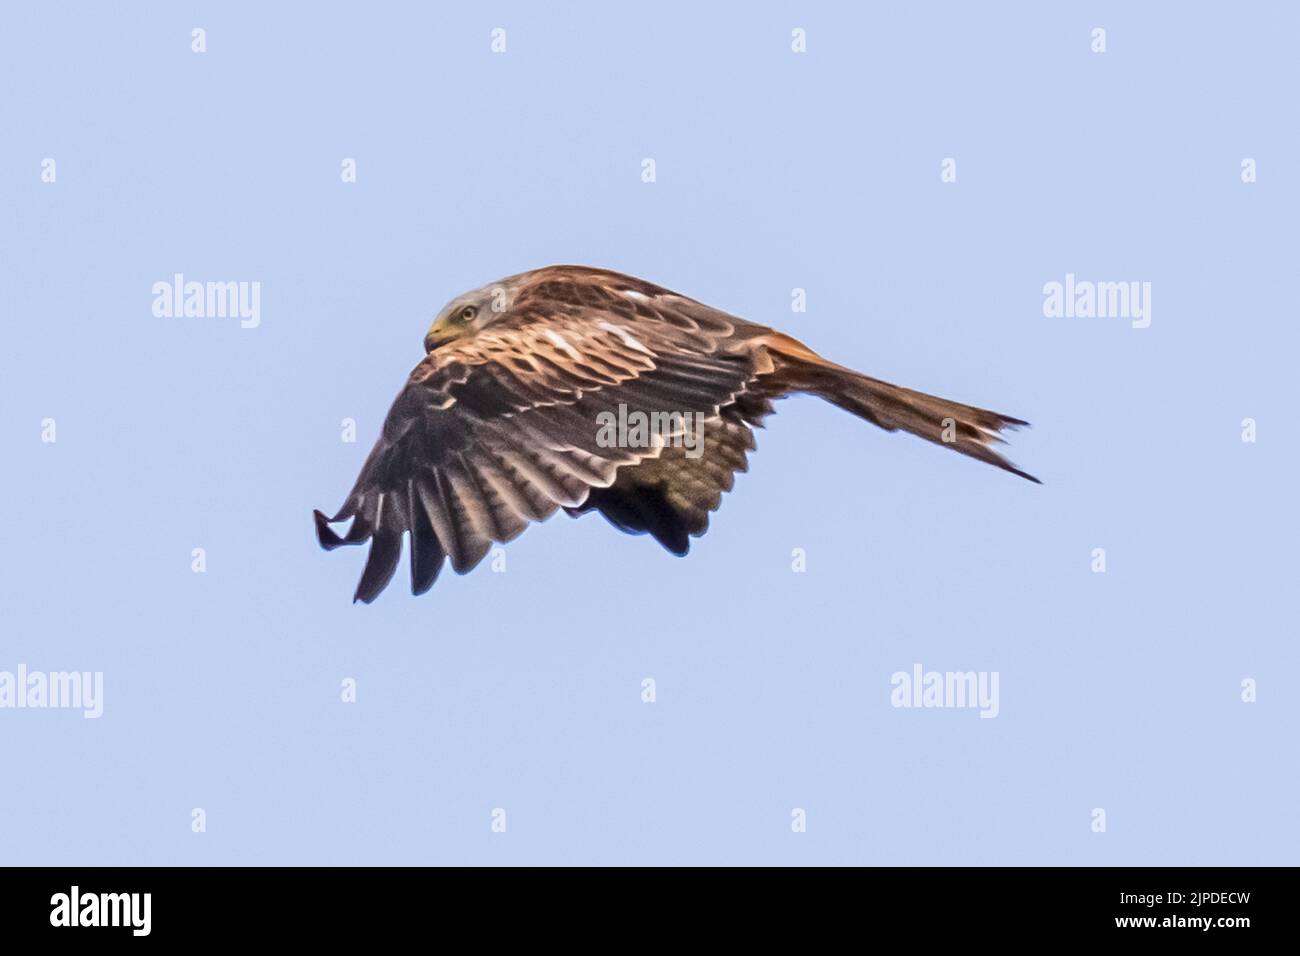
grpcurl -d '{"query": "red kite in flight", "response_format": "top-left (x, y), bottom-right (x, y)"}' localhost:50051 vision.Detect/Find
top-left (316, 266), bottom-right (1036, 601)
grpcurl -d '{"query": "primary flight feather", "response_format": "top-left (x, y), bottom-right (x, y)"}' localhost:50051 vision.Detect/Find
top-left (315, 265), bottom-right (1037, 602)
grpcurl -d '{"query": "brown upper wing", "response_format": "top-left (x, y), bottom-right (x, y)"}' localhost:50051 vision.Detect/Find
top-left (315, 279), bottom-right (761, 602)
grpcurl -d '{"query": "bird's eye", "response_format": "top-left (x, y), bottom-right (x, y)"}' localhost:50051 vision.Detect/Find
top-left (460, 305), bottom-right (478, 322)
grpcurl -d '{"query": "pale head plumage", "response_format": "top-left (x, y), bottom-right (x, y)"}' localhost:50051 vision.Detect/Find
top-left (423, 272), bottom-right (533, 352)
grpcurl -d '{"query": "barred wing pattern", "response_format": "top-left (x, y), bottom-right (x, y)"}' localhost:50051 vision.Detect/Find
top-left (315, 285), bottom-right (764, 601)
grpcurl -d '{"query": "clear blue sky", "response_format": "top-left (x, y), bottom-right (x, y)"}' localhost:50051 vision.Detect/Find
top-left (1, 2), bottom-right (1295, 865)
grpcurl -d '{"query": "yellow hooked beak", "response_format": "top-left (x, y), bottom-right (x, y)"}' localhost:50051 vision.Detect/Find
top-left (424, 319), bottom-right (454, 352)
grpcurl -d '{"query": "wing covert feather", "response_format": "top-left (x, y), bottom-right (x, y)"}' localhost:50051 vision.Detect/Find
top-left (316, 286), bottom-right (761, 601)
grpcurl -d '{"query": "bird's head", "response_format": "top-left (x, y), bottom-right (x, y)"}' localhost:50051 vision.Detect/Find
top-left (424, 279), bottom-right (518, 352)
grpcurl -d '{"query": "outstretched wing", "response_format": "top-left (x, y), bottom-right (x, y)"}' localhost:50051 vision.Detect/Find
top-left (315, 290), bottom-right (758, 602)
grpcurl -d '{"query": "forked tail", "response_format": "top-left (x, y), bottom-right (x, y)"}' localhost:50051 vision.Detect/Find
top-left (761, 332), bottom-right (1039, 483)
